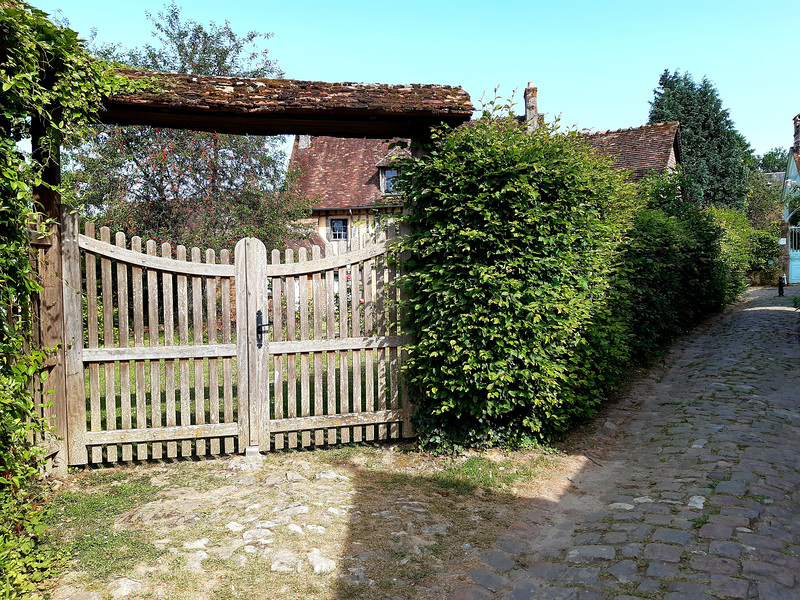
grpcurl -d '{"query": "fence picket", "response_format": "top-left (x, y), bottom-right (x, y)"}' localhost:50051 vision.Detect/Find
top-left (220, 249), bottom-right (234, 454)
top-left (364, 255), bottom-right (375, 442)
top-left (206, 249), bottom-right (220, 456)
top-left (115, 232), bottom-right (132, 461)
top-left (147, 240), bottom-right (163, 459)
top-left (387, 225), bottom-right (400, 439)
top-left (192, 247), bottom-right (206, 456)
top-left (162, 243), bottom-right (177, 458)
top-left (85, 223), bottom-right (102, 464)
top-left (376, 239), bottom-right (387, 441)
top-left (285, 248), bottom-right (297, 449)
top-left (312, 245), bottom-right (324, 445)
top-left (131, 237), bottom-right (147, 459)
top-left (177, 245), bottom-right (191, 457)
top-left (325, 264), bottom-right (336, 445)
top-left (351, 233), bottom-right (363, 443)
top-left (272, 249), bottom-right (284, 450)
top-left (298, 248), bottom-right (310, 447)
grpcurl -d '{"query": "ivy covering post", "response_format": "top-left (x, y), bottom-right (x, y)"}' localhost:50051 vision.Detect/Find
top-left (1, 3), bottom-right (135, 595)
top-left (395, 115), bottom-right (641, 451)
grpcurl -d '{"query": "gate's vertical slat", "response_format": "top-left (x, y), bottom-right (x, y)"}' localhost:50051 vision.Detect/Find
top-left (177, 245), bottom-right (191, 457)
top-left (312, 245), bottom-right (324, 445)
top-left (325, 260), bottom-right (336, 445)
top-left (85, 223), bottom-right (102, 464)
top-left (376, 232), bottom-right (387, 441)
top-left (351, 233), bottom-right (363, 443)
top-left (388, 226), bottom-right (400, 439)
top-left (234, 241), bottom-right (250, 450)
top-left (220, 249), bottom-right (234, 454)
top-left (285, 249), bottom-right (297, 449)
top-left (363, 255), bottom-right (375, 442)
top-left (115, 232), bottom-right (133, 461)
top-left (192, 247), bottom-right (206, 456)
top-left (338, 241), bottom-right (350, 444)
top-left (147, 240), bottom-right (163, 459)
top-left (206, 249), bottom-right (220, 456)
top-left (62, 212), bottom-right (87, 465)
top-left (101, 227), bottom-right (117, 462)
top-left (399, 221), bottom-right (414, 438)
top-left (272, 249), bottom-right (284, 450)
top-left (131, 237), bottom-right (147, 459)
top-left (162, 243), bottom-right (177, 458)
top-left (298, 248), bottom-right (310, 448)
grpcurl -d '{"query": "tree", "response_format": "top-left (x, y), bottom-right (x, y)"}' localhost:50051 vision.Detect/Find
top-left (753, 146), bottom-right (788, 173)
top-left (648, 70), bottom-right (751, 209)
top-left (64, 2), bottom-right (313, 250)
top-left (745, 171), bottom-right (784, 234)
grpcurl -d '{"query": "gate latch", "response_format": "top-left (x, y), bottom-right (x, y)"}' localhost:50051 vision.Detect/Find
top-left (256, 310), bottom-right (272, 348)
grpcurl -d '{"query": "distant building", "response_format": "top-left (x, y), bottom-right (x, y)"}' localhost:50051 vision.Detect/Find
top-left (782, 114), bottom-right (800, 282)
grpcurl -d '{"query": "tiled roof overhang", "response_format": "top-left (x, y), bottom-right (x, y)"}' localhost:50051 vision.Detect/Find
top-left (100, 69), bottom-right (474, 138)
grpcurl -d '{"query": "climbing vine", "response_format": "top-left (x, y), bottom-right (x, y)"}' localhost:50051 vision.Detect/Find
top-left (0, 3), bottom-right (139, 596)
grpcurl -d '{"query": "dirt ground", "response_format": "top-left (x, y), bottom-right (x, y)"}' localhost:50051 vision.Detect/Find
top-left (44, 430), bottom-right (612, 600)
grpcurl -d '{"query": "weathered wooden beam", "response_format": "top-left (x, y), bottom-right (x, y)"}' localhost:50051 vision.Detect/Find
top-left (100, 70), bottom-right (473, 138)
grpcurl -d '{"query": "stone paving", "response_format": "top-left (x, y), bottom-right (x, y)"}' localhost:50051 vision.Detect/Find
top-left (450, 288), bottom-right (800, 600)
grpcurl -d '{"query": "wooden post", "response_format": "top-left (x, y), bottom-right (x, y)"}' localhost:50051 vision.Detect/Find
top-left (61, 210), bottom-right (87, 465)
top-left (31, 115), bottom-right (69, 475)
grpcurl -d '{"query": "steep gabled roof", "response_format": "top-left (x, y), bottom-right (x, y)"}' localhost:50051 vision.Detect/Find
top-left (290, 121), bottom-right (683, 212)
top-left (289, 136), bottom-right (410, 210)
top-left (585, 121), bottom-right (682, 180)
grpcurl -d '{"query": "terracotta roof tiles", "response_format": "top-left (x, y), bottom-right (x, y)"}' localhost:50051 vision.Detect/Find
top-left (584, 121), bottom-right (681, 180)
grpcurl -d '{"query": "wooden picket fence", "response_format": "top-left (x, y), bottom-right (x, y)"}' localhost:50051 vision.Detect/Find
top-left (61, 213), bottom-right (411, 465)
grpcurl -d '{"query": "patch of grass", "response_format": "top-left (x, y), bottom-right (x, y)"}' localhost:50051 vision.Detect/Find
top-left (46, 473), bottom-right (163, 579)
top-left (67, 530), bottom-right (163, 578)
top-left (435, 456), bottom-right (520, 493)
top-left (691, 516), bottom-right (709, 528)
top-left (54, 475), bottom-right (158, 529)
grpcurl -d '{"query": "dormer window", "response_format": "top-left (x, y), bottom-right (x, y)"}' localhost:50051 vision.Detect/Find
top-left (330, 218), bottom-right (348, 240)
top-left (381, 167), bottom-right (400, 194)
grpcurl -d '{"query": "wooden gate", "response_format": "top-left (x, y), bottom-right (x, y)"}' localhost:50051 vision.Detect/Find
top-left (61, 214), bottom-right (411, 465)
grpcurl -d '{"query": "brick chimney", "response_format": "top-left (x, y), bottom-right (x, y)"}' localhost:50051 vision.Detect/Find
top-left (524, 82), bottom-right (538, 132)
top-left (793, 114), bottom-right (800, 153)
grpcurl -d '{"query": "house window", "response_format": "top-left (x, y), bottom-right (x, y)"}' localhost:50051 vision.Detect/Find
top-left (330, 218), bottom-right (348, 240)
top-left (381, 168), bottom-right (400, 194)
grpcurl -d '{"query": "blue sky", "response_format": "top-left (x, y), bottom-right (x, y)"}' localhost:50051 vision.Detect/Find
top-left (35, 0), bottom-right (799, 156)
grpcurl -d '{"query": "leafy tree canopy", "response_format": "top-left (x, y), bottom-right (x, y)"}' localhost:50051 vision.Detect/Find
top-left (648, 69), bottom-right (751, 209)
top-left (64, 2), bottom-right (313, 250)
top-left (745, 171), bottom-right (784, 234)
top-left (753, 146), bottom-right (788, 173)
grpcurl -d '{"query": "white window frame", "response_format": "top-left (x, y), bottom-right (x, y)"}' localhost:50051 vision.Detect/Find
top-left (329, 217), bottom-right (349, 241)
top-left (381, 167), bottom-right (400, 195)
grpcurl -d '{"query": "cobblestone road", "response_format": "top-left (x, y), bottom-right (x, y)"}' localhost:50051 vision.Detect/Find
top-left (451, 288), bottom-right (800, 600)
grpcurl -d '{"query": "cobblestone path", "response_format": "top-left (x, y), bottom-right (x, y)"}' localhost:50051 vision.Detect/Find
top-left (451, 288), bottom-right (800, 600)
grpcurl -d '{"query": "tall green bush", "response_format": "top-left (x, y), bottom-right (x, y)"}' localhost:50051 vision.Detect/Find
top-left (396, 116), bottom-right (640, 450)
top-left (621, 172), bottom-right (736, 361)
top-left (707, 206), bottom-right (753, 303)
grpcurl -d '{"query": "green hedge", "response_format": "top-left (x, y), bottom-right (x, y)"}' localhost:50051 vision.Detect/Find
top-left (396, 117), bottom-right (755, 452)
top-left (396, 118), bottom-right (640, 450)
